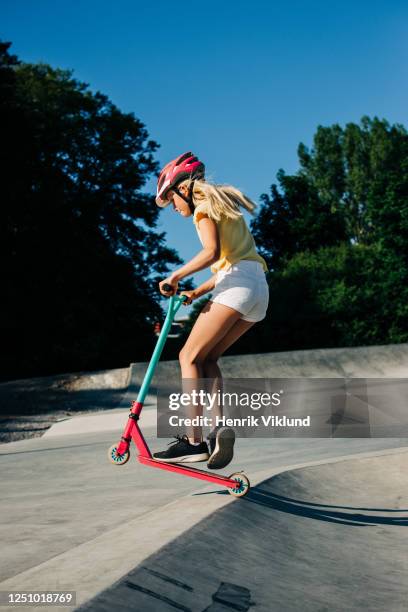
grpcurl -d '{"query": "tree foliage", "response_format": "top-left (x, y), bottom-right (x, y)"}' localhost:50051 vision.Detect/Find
top-left (252, 116), bottom-right (408, 272)
top-left (1, 42), bottom-right (182, 380)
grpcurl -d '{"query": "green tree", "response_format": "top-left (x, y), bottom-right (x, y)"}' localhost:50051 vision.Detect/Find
top-left (216, 244), bottom-right (408, 356)
top-left (253, 116), bottom-right (408, 271)
top-left (265, 244), bottom-right (408, 349)
top-left (1, 42), bottom-right (181, 380)
top-left (251, 170), bottom-right (347, 272)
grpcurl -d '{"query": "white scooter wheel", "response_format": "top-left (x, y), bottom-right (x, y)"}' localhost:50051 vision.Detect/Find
top-left (228, 472), bottom-right (250, 497)
top-left (108, 443), bottom-right (130, 466)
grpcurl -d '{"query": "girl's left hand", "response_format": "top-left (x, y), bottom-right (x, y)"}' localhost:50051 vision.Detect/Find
top-left (159, 276), bottom-right (179, 296)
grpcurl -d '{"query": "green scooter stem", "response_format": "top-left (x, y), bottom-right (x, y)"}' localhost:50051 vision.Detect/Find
top-left (135, 287), bottom-right (186, 405)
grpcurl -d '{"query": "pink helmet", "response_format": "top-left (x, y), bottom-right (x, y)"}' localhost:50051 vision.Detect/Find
top-left (155, 152), bottom-right (205, 207)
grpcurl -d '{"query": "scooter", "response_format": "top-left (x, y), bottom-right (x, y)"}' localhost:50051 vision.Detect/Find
top-left (108, 285), bottom-right (250, 497)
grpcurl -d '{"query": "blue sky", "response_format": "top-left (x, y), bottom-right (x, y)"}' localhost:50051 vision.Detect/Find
top-left (2, 0), bottom-right (408, 315)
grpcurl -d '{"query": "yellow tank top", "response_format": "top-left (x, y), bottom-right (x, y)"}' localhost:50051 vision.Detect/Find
top-left (193, 202), bottom-right (269, 274)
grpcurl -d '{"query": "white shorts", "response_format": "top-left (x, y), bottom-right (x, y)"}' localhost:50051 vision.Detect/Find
top-left (210, 260), bottom-right (269, 323)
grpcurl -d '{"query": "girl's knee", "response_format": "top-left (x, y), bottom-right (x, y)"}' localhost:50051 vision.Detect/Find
top-left (179, 347), bottom-right (203, 367)
top-left (178, 348), bottom-right (188, 366)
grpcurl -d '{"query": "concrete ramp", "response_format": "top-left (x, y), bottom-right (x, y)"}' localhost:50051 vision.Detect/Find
top-left (3, 343), bottom-right (408, 443)
top-left (130, 343), bottom-right (408, 394)
top-left (77, 449), bottom-right (408, 612)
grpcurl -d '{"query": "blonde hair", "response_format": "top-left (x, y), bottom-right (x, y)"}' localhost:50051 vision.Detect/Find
top-left (178, 178), bottom-right (257, 221)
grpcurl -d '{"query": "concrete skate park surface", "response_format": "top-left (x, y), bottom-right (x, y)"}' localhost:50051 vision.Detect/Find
top-left (78, 449), bottom-right (408, 612)
top-left (0, 344), bottom-right (408, 610)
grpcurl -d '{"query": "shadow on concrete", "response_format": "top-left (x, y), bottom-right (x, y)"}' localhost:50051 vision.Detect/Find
top-left (242, 487), bottom-right (408, 527)
top-left (249, 489), bottom-right (408, 513)
top-left (194, 485), bottom-right (408, 526)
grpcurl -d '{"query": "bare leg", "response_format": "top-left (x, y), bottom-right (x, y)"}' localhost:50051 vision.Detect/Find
top-left (202, 318), bottom-right (256, 429)
top-left (179, 301), bottom-right (243, 443)
top-left (202, 360), bottom-right (224, 426)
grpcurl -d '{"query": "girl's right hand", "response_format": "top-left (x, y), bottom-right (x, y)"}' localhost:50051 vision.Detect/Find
top-left (179, 290), bottom-right (196, 305)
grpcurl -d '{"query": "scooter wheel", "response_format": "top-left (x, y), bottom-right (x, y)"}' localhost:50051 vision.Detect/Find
top-left (108, 443), bottom-right (130, 466)
top-left (228, 472), bottom-right (250, 498)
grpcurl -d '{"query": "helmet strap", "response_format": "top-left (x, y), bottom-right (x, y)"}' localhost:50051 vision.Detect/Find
top-left (187, 180), bottom-right (195, 214)
top-left (173, 180), bottom-right (196, 214)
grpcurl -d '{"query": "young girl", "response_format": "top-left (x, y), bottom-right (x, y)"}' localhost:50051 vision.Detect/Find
top-left (153, 152), bottom-right (269, 469)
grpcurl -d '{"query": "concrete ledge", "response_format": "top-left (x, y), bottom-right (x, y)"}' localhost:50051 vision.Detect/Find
top-left (42, 406), bottom-right (157, 438)
top-left (129, 342), bottom-right (408, 385)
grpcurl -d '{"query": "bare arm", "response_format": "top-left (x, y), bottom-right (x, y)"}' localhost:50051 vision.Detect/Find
top-left (178, 274), bottom-right (217, 305)
top-left (193, 274), bottom-right (217, 298)
top-left (159, 216), bottom-right (220, 296)
top-left (171, 217), bottom-right (220, 282)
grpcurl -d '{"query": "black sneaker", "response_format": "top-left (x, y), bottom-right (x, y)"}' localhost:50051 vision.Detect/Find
top-left (207, 427), bottom-right (235, 470)
top-left (153, 435), bottom-right (209, 463)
